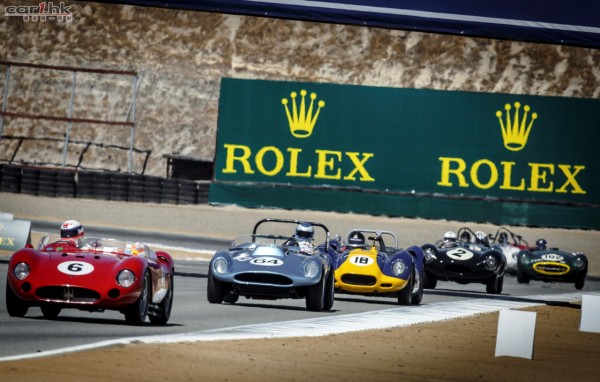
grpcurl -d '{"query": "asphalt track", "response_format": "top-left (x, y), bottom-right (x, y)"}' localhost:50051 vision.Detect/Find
top-left (1, 194), bottom-right (599, 361)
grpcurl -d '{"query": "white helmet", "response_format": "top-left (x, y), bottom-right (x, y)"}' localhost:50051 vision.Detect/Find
top-left (443, 231), bottom-right (457, 243)
top-left (61, 219), bottom-right (84, 239)
top-left (295, 222), bottom-right (314, 241)
top-left (475, 231), bottom-right (488, 244)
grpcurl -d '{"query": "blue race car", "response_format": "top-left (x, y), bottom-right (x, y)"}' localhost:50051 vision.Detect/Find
top-left (207, 218), bottom-right (337, 311)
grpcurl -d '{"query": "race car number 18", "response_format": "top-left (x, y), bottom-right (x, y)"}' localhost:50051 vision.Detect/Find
top-left (58, 261), bottom-right (95, 275)
top-left (349, 255), bottom-right (374, 266)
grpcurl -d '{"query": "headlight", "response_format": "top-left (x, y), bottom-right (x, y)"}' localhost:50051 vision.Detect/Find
top-left (392, 260), bottom-right (407, 276)
top-left (520, 253), bottom-right (531, 266)
top-left (213, 258), bottom-right (228, 274)
top-left (573, 256), bottom-right (586, 268)
top-left (304, 262), bottom-right (320, 278)
top-left (14, 262), bottom-right (30, 280)
top-left (424, 248), bottom-right (437, 264)
top-left (117, 269), bottom-right (136, 288)
top-left (483, 255), bottom-right (497, 270)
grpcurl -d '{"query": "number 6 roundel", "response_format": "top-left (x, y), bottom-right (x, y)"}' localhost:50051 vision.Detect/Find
top-left (58, 261), bottom-right (95, 275)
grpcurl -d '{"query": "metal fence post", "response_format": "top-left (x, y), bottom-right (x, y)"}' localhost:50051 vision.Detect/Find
top-left (0, 65), bottom-right (11, 138)
top-left (128, 75), bottom-right (138, 173)
top-left (62, 71), bottom-right (77, 167)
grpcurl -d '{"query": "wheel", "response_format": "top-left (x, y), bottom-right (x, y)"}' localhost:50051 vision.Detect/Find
top-left (41, 305), bottom-right (62, 319)
top-left (223, 293), bottom-right (239, 304)
top-left (322, 270), bottom-right (335, 311)
top-left (486, 273), bottom-right (504, 294)
top-left (397, 267), bottom-right (415, 305)
top-left (207, 269), bottom-right (225, 304)
top-left (149, 274), bottom-right (173, 325)
top-left (423, 271), bottom-right (437, 289)
top-left (306, 272), bottom-right (326, 312)
top-left (575, 271), bottom-right (586, 290)
top-left (124, 271), bottom-right (150, 325)
top-left (516, 269), bottom-right (530, 284)
top-left (411, 266), bottom-right (424, 305)
top-left (6, 280), bottom-right (29, 317)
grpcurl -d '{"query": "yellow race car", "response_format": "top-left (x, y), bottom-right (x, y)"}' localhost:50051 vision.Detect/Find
top-left (333, 229), bottom-right (425, 305)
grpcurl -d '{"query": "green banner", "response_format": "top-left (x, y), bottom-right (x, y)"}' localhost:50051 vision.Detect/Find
top-left (211, 78), bottom-right (600, 228)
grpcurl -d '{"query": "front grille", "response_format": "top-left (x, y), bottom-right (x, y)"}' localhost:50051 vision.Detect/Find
top-left (36, 286), bottom-right (100, 303)
top-left (234, 273), bottom-right (294, 286)
top-left (341, 274), bottom-right (376, 286)
top-left (445, 264), bottom-right (472, 274)
top-left (533, 262), bottom-right (569, 275)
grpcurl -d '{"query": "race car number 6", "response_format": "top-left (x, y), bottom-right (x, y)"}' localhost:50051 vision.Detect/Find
top-left (58, 261), bottom-right (95, 275)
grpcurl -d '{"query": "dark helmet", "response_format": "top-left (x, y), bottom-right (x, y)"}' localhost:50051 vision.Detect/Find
top-left (459, 231), bottom-right (471, 242)
top-left (498, 232), bottom-right (508, 244)
top-left (536, 238), bottom-right (547, 250)
top-left (61, 219), bottom-right (84, 239)
top-left (295, 222), bottom-right (314, 240)
top-left (347, 231), bottom-right (366, 247)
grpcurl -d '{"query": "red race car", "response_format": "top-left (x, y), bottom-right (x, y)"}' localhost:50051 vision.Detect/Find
top-left (5, 235), bottom-right (175, 325)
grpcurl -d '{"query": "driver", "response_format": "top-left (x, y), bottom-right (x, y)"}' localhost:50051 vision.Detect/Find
top-left (440, 231), bottom-right (457, 248)
top-left (475, 231), bottom-right (490, 246)
top-left (292, 222), bottom-right (315, 255)
top-left (60, 219), bottom-right (85, 240)
top-left (535, 238), bottom-right (547, 251)
top-left (45, 220), bottom-right (85, 251)
top-left (347, 231), bottom-right (366, 248)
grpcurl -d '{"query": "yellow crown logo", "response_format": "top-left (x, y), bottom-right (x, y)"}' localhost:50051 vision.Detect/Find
top-left (496, 102), bottom-right (538, 151)
top-left (281, 89), bottom-right (325, 138)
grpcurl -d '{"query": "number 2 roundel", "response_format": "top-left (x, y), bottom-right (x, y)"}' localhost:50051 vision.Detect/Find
top-left (446, 248), bottom-right (474, 261)
top-left (58, 261), bottom-right (95, 275)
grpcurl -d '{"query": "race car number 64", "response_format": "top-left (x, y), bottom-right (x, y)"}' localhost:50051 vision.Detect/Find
top-left (249, 257), bottom-right (283, 266)
top-left (58, 261), bottom-right (95, 275)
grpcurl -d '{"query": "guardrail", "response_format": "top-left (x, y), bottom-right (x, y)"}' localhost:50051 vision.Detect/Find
top-left (0, 164), bottom-right (209, 204)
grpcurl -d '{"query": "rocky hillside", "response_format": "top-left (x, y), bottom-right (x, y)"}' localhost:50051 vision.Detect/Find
top-left (1, 0), bottom-right (598, 176)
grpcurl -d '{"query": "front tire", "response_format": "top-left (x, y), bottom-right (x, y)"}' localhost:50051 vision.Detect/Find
top-left (306, 272), bottom-right (326, 312)
top-left (486, 273), bottom-right (504, 294)
top-left (322, 270), bottom-right (335, 311)
top-left (6, 280), bottom-right (29, 317)
top-left (397, 267), bottom-right (415, 305)
top-left (411, 266), bottom-right (424, 305)
top-left (207, 269), bottom-right (225, 303)
top-left (423, 271), bottom-right (437, 289)
top-left (124, 271), bottom-right (150, 325)
top-left (575, 270), bottom-right (586, 290)
top-left (41, 305), bottom-right (62, 319)
top-left (149, 273), bottom-right (173, 325)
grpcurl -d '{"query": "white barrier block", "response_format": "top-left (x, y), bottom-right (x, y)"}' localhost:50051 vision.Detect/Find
top-left (580, 294), bottom-right (600, 333)
top-left (495, 309), bottom-right (536, 359)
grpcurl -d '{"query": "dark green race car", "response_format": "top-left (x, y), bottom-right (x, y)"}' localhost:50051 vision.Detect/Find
top-left (516, 239), bottom-right (588, 290)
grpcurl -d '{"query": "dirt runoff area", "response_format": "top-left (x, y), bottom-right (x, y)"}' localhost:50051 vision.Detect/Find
top-left (0, 304), bottom-right (598, 382)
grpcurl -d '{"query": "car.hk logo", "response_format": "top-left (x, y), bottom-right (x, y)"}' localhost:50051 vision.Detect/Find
top-left (281, 89), bottom-right (325, 138)
top-left (4, 2), bottom-right (73, 22)
top-left (495, 101), bottom-right (538, 152)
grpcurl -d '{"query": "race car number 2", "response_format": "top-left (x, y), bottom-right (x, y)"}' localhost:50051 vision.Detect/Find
top-left (58, 261), bottom-right (95, 275)
top-left (446, 248), bottom-right (474, 261)
top-left (249, 257), bottom-right (284, 266)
